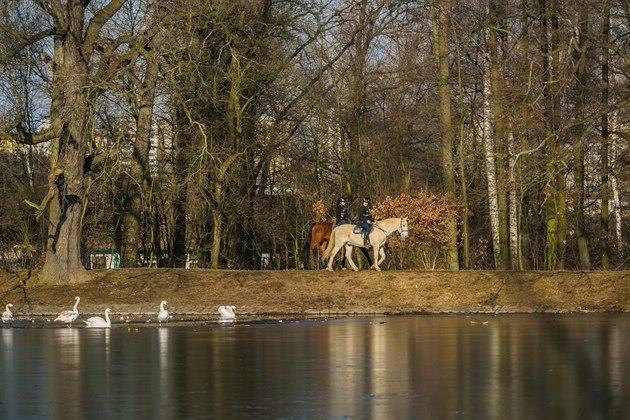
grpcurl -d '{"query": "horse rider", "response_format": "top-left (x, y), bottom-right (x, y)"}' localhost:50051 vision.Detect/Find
top-left (358, 197), bottom-right (374, 246)
top-left (335, 197), bottom-right (352, 227)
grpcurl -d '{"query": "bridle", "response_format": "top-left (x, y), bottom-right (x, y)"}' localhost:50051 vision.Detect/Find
top-left (399, 218), bottom-right (408, 237)
top-left (374, 218), bottom-right (408, 238)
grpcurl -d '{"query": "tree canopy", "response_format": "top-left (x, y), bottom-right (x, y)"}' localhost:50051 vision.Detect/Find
top-left (0, 0), bottom-right (628, 280)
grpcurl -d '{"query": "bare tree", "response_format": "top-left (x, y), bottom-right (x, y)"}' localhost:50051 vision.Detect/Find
top-left (429, 0), bottom-right (459, 270)
top-left (0, 0), bottom-right (161, 283)
top-left (600, 0), bottom-right (611, 268)
top-left (571, 2), bottom-right (591, 269)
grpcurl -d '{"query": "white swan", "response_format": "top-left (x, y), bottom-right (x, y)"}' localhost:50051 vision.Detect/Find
top-left (157, 300), bottom-right (169, 324)
top-left (54, 296), bottom-right (80, 327)
top-left (218, 305), bottom-right (236, 322)
top-left (2, 303), bottom-right (14, 325)
top-left (83, 308), bottom-right (112, 328)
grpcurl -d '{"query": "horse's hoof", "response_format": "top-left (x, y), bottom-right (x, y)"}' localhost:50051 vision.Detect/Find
top-left (326, 267), bottom-right (334, 272)
top-left (352, 267), bottom-right (359, 272)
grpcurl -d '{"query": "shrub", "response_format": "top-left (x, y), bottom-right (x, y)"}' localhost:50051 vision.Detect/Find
top-left (372, 191), bottom-right (459, 269)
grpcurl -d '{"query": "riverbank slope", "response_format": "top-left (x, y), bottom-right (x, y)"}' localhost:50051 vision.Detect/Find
top-left (1, 269), bottom-right (629, 317)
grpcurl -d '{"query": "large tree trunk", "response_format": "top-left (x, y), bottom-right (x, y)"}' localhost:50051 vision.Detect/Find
top-left (507, 130), bottom-right (520, 269)
top-left (210, 212), bottom-right (222, 268)
top-left (540, 0), bottom-right (564, 270)
top-left (486, 0), bottom-right (509, 269)
top-left (551, 0), bottom-right (567, 270)
top-left (120, 58), bottom-right (159, 268)
top-left (40, 28), bottom-right (91, 284)
top-left (349, 3), bottom-right (366, 194)
top-left (454, 35), bottom-right (471, 269)
top-left (610, 112), bottom-right (623, 251)
top-left (346, 0), bottom-right (375, 198)
top-left (600, 0), bottom-right (610, 269)
top-left (517, 0), bottom-right (531, 270)
top-left (210, 193), bottom-right (223, 269)
top-left (13, 0), bottom-right (131, 283)
top-left (430, 0), bottom-right (460, 270)
top-left (482, 60), bottom-right (501, 270)
top-left (572, 4), bottom-right (591, 269)
top-left (540, 0), bottom-right (556, 270)
top-left (209, 153), bottom-right (242, 268)
top-left (457, 130), bottom-right (471, 270)
top-left (171, 181), bottom-right (188, 268)
top-left (171, 111), bottom-right (190, 268)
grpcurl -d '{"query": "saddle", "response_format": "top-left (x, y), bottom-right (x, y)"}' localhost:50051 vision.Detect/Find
top-left (353, 226), bottom-right (364, 234)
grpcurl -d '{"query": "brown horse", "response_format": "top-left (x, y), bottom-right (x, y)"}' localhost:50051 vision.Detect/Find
top-left (300, 222), bottom-right (372, 269)
top-left (300, 222), bottom-right (334, 268)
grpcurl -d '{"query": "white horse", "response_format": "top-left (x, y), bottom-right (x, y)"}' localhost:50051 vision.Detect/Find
top-left (322, 217), bottom-right (408, 271)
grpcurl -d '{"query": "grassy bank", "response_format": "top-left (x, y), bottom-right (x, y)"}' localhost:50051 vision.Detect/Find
top-left (1, 269), bottom-right (629, 318)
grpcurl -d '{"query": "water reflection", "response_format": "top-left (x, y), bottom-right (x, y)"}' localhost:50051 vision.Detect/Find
top-left (51, 328), bottom-right (81, 419)
top-left (1, 315), bottom-right (630, 419)
top-left (157, 327), bottom-right (172, 418)
top-left (1, 329), bottom-right (15, 417)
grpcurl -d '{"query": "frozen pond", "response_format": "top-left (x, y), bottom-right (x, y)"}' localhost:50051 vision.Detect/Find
top-left (1, 314), bottom-right (629, 419)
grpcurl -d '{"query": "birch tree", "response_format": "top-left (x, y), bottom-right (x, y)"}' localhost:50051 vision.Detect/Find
top-left (507, 130), bottom-right (519, 269)
top-left (610, 112), bottom-right (623, 251)
top-left (482, 57), bottom-right (501, 270)
top-left (487, 0), bottom-right (509, 269)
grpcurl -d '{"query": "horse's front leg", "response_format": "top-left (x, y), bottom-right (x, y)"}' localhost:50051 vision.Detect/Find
top-left (377, 247), bottom-right (386, 265)
top-left (371, 245), bottom-right (381, 271)
top-left (345, 244), bottom-right (359, 271)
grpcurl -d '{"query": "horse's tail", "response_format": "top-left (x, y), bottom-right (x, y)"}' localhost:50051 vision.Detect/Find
top-left (321, 228), bottom-right (336, 262)
top-left (299, 224), bottom-right (314, 267)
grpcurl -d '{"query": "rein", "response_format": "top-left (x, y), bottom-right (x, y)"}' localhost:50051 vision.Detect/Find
top-left (374, 218), bottom-right (405, 238)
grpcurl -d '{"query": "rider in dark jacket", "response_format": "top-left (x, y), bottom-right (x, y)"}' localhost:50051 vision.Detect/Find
top-left (335, 197), bottom-right (352, 226)
top-left (358, 197), bottom-right (374, 246)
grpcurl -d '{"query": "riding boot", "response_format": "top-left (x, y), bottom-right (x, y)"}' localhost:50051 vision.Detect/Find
top-left (363, 233), bottom-right (371, 247)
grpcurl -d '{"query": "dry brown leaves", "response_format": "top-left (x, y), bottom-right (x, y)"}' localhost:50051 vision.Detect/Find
top-left (372, 191), bottom-right (459, 250)
top-left (311, 200), bottom-right (327, 222)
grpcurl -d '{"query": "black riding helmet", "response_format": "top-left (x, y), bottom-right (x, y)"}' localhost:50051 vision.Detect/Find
top-left (362, 197), bottom-right (370, 203)
top-left (338, 197), bottom-right (346, 204)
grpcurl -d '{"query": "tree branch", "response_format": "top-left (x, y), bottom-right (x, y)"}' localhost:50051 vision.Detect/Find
top-left (16, 119), bottom-right (63, 145)
top-left (83, 0), bottom-right (128, 56)
top-left (274, 1), bottom-right (386, 123)
top-left (0, 24), bottom-right (57, 58)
